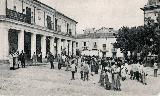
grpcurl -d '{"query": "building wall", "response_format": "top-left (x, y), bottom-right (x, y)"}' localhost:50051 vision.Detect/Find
top-left (0, 0), bottom-right (77, 60)
top-left (145, 10), bottom-right (158, 23)
top-left (143, 0), bottom-right (160, 23)
top-left (77, 38), bottom-right (118, 57)
top-left (56, 13), bottom-right (77, 36)
top-left (5, 0), bottom-right (76, 35)
top-left (35, 8), bottom-right (45, 27)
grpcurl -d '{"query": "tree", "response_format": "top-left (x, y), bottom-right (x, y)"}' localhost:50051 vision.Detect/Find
top-left (114, 17), bottom-right (159, 62)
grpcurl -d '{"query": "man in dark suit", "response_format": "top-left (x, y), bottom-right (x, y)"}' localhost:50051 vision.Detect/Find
top-left (20, 50), bottom-right (25, 68)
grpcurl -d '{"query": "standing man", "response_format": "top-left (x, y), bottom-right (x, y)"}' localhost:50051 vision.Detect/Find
top-left (71, 60), bottom-right (76, 80)
top-left (20, 50), bottom-right (25, 68)
top-left (62, 54), bottom-right (66, 67)
top-left (83, 61), bottom-right (90, 81)
top-left (32, 52), bottom-right (37, 66)
top-left (58, 54), bottom-right (62, 70)
top-left (48, 53), bottom-right (54, 69)
top-left (80, 62), bottom-right (84, 79)
top-left (101, 57), bottom-right (105, 71)
top-left (153, 61), bottom-right (158, 77)
top-left (38, 52), bottom-right (42, 63)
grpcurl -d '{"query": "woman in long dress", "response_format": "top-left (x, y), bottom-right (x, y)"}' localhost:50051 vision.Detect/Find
top-left (114, 64), bottom-right (121, 91)
top-left (9, 53), bottom-right (14, 70)
top-left (142, 64), bottom-right (147, 85)
top-left (121, 64), bottom-right (127, 81)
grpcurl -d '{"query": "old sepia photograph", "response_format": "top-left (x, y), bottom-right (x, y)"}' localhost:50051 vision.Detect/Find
top-left (0, 0), bottom-right (160, 96)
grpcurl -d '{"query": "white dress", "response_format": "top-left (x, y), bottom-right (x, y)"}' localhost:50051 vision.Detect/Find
top-left (9, 54), bottom-right (13, 68)
top-left (121, 66), bottom-right (127, 78)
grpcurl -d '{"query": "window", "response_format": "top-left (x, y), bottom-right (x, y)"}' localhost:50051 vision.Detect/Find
top-left (13, 6), bottom-right (16, 11)
top-left (47, 15), bottom-right (52, 29)
top-left (84, 42), bottom-right (86, 46)
top-left (103, 44), bottom-right (106, 47)
top-left (76, 42), bottom-right (78, 47)
top-left (93, 42), bottom-right (97, 48)
top-left (69, 29), bottom-right (72, 36)
top-left (67, 23), bottom-right (69, 33)
top-left (26, 7), bottom-right (31, 24)
top-left (103, 44), bottom-right (106, 50)
top-left (55, 18), bottom-right (58, 31)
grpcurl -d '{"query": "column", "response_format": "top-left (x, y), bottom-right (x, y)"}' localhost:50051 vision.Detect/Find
top-left (50, 37), bottom-right (55, 55)
top-left (66, 40), bottom-right (69, 56)
top-left (57, 38), bottom-right (62, 55)
top-left (73, 41), bottom-right (76, 56)
top-left (69, 40), bottom-right (72, 56)
top-left (31, 33), bottom-right (36, 58)
top-left (61, 39), bottom-right (64, 50)
top-left (0, 0), bottom-right (6, 17)
top-left (41, 36), bottom-right (46, 58)
top-left (63, 40), bottom-right (67, 55)
top-left (18, 30), bottom-right (24, 52)
top-left (63, 40), bottom-right (67, 49)
top-left (0, 27), bottom-right (9, 60)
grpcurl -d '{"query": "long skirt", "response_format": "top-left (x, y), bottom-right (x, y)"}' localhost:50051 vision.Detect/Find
top-left (114, 74), bottom-right (121, 89)
top-left (142, 73), bottom-right (146, 84)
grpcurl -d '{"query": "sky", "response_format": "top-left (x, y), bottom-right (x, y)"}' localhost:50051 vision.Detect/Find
top-left (39, 0), bottom-right (148, 34)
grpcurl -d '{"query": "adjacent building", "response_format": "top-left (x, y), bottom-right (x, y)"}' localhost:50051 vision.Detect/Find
top-left (141, 0), bottom-right (160, 24)
top-left (76, 27), bottom-right (123, 58)
top-left (0, 0), bottom-right (77, 60)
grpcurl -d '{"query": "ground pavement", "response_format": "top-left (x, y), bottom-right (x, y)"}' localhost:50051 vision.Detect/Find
top-left (0, 64), bottom-right (160, 96)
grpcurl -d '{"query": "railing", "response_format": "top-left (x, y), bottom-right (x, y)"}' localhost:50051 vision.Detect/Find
top-left (6, 8), bottom-right (76, 38)
top-left (82, 46), bottom-right (88, 50)
top-left (6, 8), bottom-right (29, 23)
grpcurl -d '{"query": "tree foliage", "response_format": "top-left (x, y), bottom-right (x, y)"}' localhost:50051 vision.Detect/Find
top-left (114, 16), bottom-right (160, 62)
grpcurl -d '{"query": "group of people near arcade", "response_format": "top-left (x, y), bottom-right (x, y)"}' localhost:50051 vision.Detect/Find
top-left (9, 50), bottom-right (44, 70)
top-left (9, 51), bottom-right (159, 92)
top-left (9, 50), bottom-right (26, 70)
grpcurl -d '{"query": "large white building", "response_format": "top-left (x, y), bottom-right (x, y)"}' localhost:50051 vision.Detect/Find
top-left (0, 0), bottom-right (77, 61)
top-left (76, 27), bottom-right (123, 58)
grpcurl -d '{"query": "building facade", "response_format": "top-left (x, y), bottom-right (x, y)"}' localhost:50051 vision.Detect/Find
top-left (76, 27), bottom-right (123, 58)
top-left (0, 0), bottom-right (77, 60)
top-left (141, 0), bottom-right (160, 24)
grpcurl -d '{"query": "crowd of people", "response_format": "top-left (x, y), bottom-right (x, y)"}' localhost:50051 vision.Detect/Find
top-left (9, 50), bottom-right (26, 70)
top-left (9, 51), bottom-right (159, 91)
top-left (68, 55), bottom-right (159, 91)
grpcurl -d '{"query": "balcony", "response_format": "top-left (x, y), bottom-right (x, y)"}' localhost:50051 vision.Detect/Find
top-left (6, 8), bottom-right (31, 24)
top-left (6, 8), bottom-right (76, 38)
top-left (82, 46), bottom-right (88, 51)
